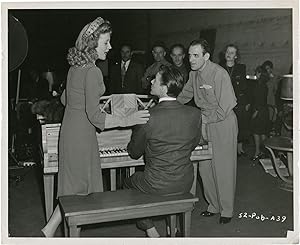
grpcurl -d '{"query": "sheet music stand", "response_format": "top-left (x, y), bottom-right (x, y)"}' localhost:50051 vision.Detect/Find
top-left (99, 94), bottom-right (154, 117)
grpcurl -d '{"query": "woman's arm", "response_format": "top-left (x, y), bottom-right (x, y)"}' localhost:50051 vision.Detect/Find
top-left (60, 89), bottom-right (66, 106)
top-left (84, 67), bottom-right (107, 130)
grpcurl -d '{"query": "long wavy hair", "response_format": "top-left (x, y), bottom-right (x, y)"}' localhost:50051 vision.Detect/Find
top-left (67, 19), bottom-right (112, 67)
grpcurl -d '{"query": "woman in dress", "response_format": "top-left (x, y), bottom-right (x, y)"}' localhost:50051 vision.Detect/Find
top-left (250, 66), bottom-right (270, 160)
top-left (41, 17), bottom-right (149, 237)
top-left (220, 44), bottom-right (250, 156)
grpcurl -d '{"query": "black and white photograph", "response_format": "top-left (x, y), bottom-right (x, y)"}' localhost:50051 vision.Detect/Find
top-left (2, 1), bottom-right (298, 244)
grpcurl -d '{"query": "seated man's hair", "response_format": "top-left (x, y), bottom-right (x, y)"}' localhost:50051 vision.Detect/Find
top-left (159, 65), bottom-right (184, 97)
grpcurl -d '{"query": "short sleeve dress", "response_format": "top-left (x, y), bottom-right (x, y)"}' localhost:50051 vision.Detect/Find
top-left (57, 63), bottom-right (106, 197)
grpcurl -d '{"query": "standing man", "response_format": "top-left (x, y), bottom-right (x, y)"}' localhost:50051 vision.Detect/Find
top-left (141, 41), bottom-right (172, 93)
top-left (124, 65), bottom-right (202, 237)
top-left (177, 39), bottom-right (238, 224)
top-left (110, 44), bottom-right (144, 94)
top-left (170, 43), bottom-right (189, 83)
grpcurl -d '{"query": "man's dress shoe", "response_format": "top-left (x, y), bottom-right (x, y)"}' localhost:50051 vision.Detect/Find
top-left (219, 217), bottom-right (232, 224)
top-left (201, 211), bottom-right (217, 217)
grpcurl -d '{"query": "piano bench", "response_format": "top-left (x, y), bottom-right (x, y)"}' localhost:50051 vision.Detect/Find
top-left (59, 189), bottom-right (198, 237)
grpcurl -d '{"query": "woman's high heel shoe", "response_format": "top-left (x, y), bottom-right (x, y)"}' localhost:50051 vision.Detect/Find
top-left (251, 152), bottom-right (263, 161)
top-left (251, 154), bottom-right (260, 161)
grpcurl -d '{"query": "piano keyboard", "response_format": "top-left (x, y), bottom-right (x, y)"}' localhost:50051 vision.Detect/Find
top-left (100, 147), bottom-right (129, 157)
top-left (41, 124), bottom-right (212, 173)
top-left (99, 144), bottom-right (208, 158)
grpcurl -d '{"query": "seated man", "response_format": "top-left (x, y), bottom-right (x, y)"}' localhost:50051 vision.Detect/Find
top-left (124, 65), bottom-right (202, 237)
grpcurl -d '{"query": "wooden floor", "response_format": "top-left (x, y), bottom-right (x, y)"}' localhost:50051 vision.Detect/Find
top-left (7, 145), bottom-right (294, 241)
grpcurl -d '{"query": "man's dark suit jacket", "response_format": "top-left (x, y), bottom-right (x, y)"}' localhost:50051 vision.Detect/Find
top-left (127, 100), bottom-right (202, 195)
top-left (110, 60), bottom-right (144, 94)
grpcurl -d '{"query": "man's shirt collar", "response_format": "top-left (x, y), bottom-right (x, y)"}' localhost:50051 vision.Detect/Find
top-left (159, 97), bottom-right (177, 103)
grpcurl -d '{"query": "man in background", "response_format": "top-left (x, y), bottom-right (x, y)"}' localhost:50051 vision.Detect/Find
top-left (28, 69), bottom-right (52, 101)
top-left (141, 41), bottom-right (171, 93)
top-left (110, 44), bottom-right (144, 94)
top-left (170, 43), bottom-right (189, 83)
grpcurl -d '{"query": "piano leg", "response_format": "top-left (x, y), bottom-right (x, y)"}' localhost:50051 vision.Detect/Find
top-left (110, 169), bottom-right (116, 191)
top-left (129, 167), bottom-right (135, 176)
top-left (43, 173), bottom-right (54, 221)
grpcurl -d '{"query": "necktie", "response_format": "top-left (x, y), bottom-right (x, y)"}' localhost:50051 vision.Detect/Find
top-left (121, 62), bottom-right (126, 88)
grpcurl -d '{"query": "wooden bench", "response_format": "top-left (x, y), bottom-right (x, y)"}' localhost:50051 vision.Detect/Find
top-left (59, 162), bottom-right (200, 237)
top-left (59, 189), bottom-right (198, 237)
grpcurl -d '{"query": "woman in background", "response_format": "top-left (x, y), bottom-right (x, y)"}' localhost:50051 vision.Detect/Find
top-left (221, 44), bottom-right (250, 156)
top-left (41, 17), bottom-right (149, 237)
top-left (250, 66), bottom-right (270, 161)
top-left (262, 60), bottom-right (279, 129)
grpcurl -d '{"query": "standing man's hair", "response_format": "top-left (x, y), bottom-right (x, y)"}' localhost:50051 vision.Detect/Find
top-left (170, 43), bottom-right (185, 53)
top-left (121, 43), bottom-right (132, 51)
top-left (152, 41), bottom-right (167, 52)
top-left (189, 38), bottom-right (211, 55)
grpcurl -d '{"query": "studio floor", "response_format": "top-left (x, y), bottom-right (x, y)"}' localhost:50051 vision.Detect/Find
top-left (7, 144), bottom-right (294, 240)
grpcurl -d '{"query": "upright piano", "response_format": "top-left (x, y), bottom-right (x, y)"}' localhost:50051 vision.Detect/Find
top-left (38, 94), bottom-right (213, 221)
top-left (40, 124), bottom-right (212, 221)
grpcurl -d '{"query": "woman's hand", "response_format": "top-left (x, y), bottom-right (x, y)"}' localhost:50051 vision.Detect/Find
top-left (125, 110), bottom-right (150, 126)
top-left (251, 110), bottom-right (258, 119)
top-left (105, 110), bottom-right (150, 129)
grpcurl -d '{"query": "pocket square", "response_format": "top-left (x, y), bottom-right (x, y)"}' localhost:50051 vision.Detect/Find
top-left (199, 84), bottom-right (212, 89)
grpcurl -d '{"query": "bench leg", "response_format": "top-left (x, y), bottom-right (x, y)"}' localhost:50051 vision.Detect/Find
top-left (182, 211), bottom-right (192, 237)
top-left (43, 174), bottom-right (54, 221)
top-left (69, 225), bottom-right (81, 237)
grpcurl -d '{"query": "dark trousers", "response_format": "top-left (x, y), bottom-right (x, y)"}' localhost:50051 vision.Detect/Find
top-left (123, 177), bottom-right (154, 230)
